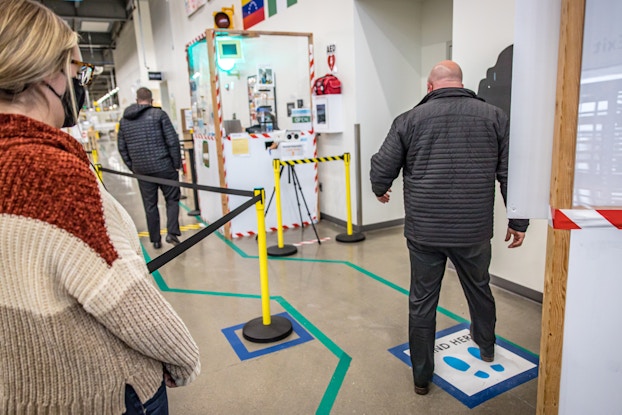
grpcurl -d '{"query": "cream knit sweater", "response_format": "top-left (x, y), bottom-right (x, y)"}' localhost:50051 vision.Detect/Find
top-left (0, 114), bottom-right (200, 414)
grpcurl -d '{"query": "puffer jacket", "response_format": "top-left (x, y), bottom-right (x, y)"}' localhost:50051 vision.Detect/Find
top-left (117, 104), bottom-right (181, 174)
top-left (370, 87), bottom-right (529, 247)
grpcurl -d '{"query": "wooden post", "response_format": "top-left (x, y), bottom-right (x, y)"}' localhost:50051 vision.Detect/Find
top-left (537, 0), bottom-right (585, 413)
top-left (206, 29), bottom-right (232, 238)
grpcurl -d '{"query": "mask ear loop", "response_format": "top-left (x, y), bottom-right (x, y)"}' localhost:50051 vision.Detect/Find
top-left (45, 83), bottom-right (63, 99)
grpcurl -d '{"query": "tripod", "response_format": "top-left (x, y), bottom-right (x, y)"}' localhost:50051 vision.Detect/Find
top-left (265, 163), bottom-right (321, 245)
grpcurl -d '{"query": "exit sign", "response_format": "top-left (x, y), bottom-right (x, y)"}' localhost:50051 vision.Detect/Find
top-left (148, 71), bottom-right (163, 81)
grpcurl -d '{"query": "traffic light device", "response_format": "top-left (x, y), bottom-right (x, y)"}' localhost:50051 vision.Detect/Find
top-left (214, 6), bottom-right (235, 29)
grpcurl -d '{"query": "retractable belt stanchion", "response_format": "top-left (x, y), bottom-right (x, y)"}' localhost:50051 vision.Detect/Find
top-left (267, 158), bottom-right (298, 257)
top-left (336, 153), bottom-right (365, 243)
top-left (243, 188), bottom-right (293, 343)
top-left (101, 165), bottom-right (293, 342)
top-left (91, 147), bottom-right (103, 183)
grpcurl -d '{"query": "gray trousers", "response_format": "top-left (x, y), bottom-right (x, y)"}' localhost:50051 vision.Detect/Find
top-left (407, 239), bottom-right (496, 387)
top-left (137, 169), bottom-right (181, 243)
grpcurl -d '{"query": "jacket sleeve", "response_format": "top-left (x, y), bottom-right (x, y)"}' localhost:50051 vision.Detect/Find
top-left (495, 111), bottom-right (529, 232)
top-left (56, 168), bottom-right (200, 386)
top-left (116, 121), bottom-right (132, 171)
top-left (160, 111), bottom-right (181, 170)
top-left (370, 119), bottom-right (406, 196)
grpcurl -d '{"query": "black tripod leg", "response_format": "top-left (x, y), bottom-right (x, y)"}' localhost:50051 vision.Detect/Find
top-left (290, 166), bottom-right (305, 228)
top-left (291, 166), bottom-right (321, 244)
top-left (264, 165), bottom-right (284, 217)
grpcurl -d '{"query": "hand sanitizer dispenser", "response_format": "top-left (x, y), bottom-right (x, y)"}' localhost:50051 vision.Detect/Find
top-left (312, 94), bottom-right (343, 133)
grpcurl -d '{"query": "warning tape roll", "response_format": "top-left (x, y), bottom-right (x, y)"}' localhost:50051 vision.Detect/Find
top-left (550, 208), bottom-right (622, 229)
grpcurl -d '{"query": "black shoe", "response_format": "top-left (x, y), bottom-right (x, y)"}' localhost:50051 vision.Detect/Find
top-left (470, 326), bottom-right (494, 362)
top-left (414, 383), bottom-right (429, 395)
top-left (165, 234), bottom-right (181, 245)
top-left (480, 351), bottom-right (494, 363)
top-left (153, 241), bottom-right (162, 249)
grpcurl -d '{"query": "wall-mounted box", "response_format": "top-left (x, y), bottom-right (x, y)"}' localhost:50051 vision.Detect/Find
top-left (312, 94), bottom-right (343, 133)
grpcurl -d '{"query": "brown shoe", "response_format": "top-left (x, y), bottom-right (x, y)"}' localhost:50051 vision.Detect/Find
top-left (415, 383), bottom-right (429, 395)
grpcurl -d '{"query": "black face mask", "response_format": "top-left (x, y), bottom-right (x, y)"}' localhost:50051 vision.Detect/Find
top-left (46, 77), bottom-right (86, 128)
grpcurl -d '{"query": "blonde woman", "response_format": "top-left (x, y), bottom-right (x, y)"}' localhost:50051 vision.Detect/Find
top-left (0, 1), bottom-right (200, 413)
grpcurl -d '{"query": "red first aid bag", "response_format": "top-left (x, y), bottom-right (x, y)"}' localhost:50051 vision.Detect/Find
top-left (313, 74), bottom-right (341, 95)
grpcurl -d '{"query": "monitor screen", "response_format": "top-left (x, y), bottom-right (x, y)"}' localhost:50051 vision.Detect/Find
top-left (217, 39), bottom-right (242, 59)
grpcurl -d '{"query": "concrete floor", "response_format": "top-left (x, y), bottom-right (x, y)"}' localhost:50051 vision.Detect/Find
top-left (98, 139), bottom-right (541, 414)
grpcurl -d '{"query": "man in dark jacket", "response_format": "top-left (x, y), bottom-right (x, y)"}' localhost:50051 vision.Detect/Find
top-left (118, 87), bottom-right (182, 249)
top-left (370, 61), bottom-right (529, 396)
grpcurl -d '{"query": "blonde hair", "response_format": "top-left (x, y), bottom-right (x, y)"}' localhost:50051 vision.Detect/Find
top-left (0, 0), bottom-right (78, 98)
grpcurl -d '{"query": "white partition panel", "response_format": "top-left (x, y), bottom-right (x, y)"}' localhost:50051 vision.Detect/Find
top-left (507, 0), bottom-right (561, 219)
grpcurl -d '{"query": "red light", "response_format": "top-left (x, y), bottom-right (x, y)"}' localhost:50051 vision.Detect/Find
top-left (214, 11), bottom-right (231, 29)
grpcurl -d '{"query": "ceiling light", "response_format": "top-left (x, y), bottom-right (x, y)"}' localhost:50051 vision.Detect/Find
top-left (80, 21), bottom-right (110, 32)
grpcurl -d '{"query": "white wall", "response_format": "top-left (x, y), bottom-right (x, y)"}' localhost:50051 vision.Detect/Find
top-left (113, 1), bottom-right (163, 110)
top-left (452, 0), bottom-right (546, 293)
top-left (355, 0), bottom-right (453, 227)
top-left (559, 229), bottom-right (622, 413)
top-left (249, 0), bottom-right (358, 222)
top-left (354, 0), bottom-right (422, 226)
top-left (112, 0), bottom-right (543, 293)
top-left (421, 0), bottom-right (453, 91)
top-left (112, 18), bottom-right (140, 109)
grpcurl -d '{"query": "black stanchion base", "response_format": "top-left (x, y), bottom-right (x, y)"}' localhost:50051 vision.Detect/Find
top-left (187, 210), bottom-right (200, 216)
top-left (267, 244), bottom-right (298, 257)
top-left (336, 232), bottom-right (366, 243)
top-left (243, 315), bottom-right (293, 343)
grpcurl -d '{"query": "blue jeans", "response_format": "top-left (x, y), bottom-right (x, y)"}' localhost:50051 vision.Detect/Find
top-left (123, 381), bottom-right (168, 415)
top-left (407, 240), bottom-right (496, 387)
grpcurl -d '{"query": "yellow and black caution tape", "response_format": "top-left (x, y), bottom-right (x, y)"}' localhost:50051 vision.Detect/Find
top-left (138, 223), bottom-right (204, 238)
top-left (278, 154), bottom-right (345, 165)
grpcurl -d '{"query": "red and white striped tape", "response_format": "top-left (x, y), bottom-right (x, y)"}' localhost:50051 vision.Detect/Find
top-left (550, 207), bottom-right (622, 229)
top-left (308, 43), bottom-right (319, 196)
top-left (192, 132), bottom-right (215, 141)
top-left (233, 231), bottom-right (256, 238)
top-left (186, 32), bottom-right (207, 49)
top-left (309, 43), bottom-right (315, 101)
top-left (232, 218), bottom-right (319, 239)
top-left (293, 237), bottom-right (331, 246)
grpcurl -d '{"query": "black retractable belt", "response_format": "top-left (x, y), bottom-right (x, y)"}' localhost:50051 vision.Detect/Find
top-left (99, 167), bottom-right (254, 197)
top-left (146, 194), bottom-right (260, 273)
top-left (99, 167), bottom-right (259, 273)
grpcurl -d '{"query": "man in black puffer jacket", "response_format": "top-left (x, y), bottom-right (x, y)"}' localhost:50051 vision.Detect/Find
top-left (370, 60), bottom-right (529, 396)
top-left (118, 87), bottom-right (182, 249)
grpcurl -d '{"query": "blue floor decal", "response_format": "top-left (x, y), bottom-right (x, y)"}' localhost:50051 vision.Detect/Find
top-left (222, 312), bottom-right (314, 361)
top-left (388, 323), bottom-right (539, 408)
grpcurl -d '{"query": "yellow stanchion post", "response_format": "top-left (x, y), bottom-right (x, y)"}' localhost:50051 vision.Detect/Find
top-left (256, 188), bottom-right (272, 325)
top-left (336, 152), bottom-right (366, 243)
top-left (274, 159), bottom-right (285, 248)
top-left (91, 148), bottom-right (103, 183)
top-left (243, 188), bottom-right (293, 343)
top-left (267, 159), bottom-right (297, 256)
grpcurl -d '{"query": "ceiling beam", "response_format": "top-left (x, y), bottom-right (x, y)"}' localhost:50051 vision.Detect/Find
top-left (78, 31), bottom-right (114, 46)
top-left (40, 0), bottom-right (130, 21)
top-left (79, 48), bottom-right (115, 66)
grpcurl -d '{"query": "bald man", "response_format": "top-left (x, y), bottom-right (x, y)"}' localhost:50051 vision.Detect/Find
top-left (370, 61), bottom-right (529, 395)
